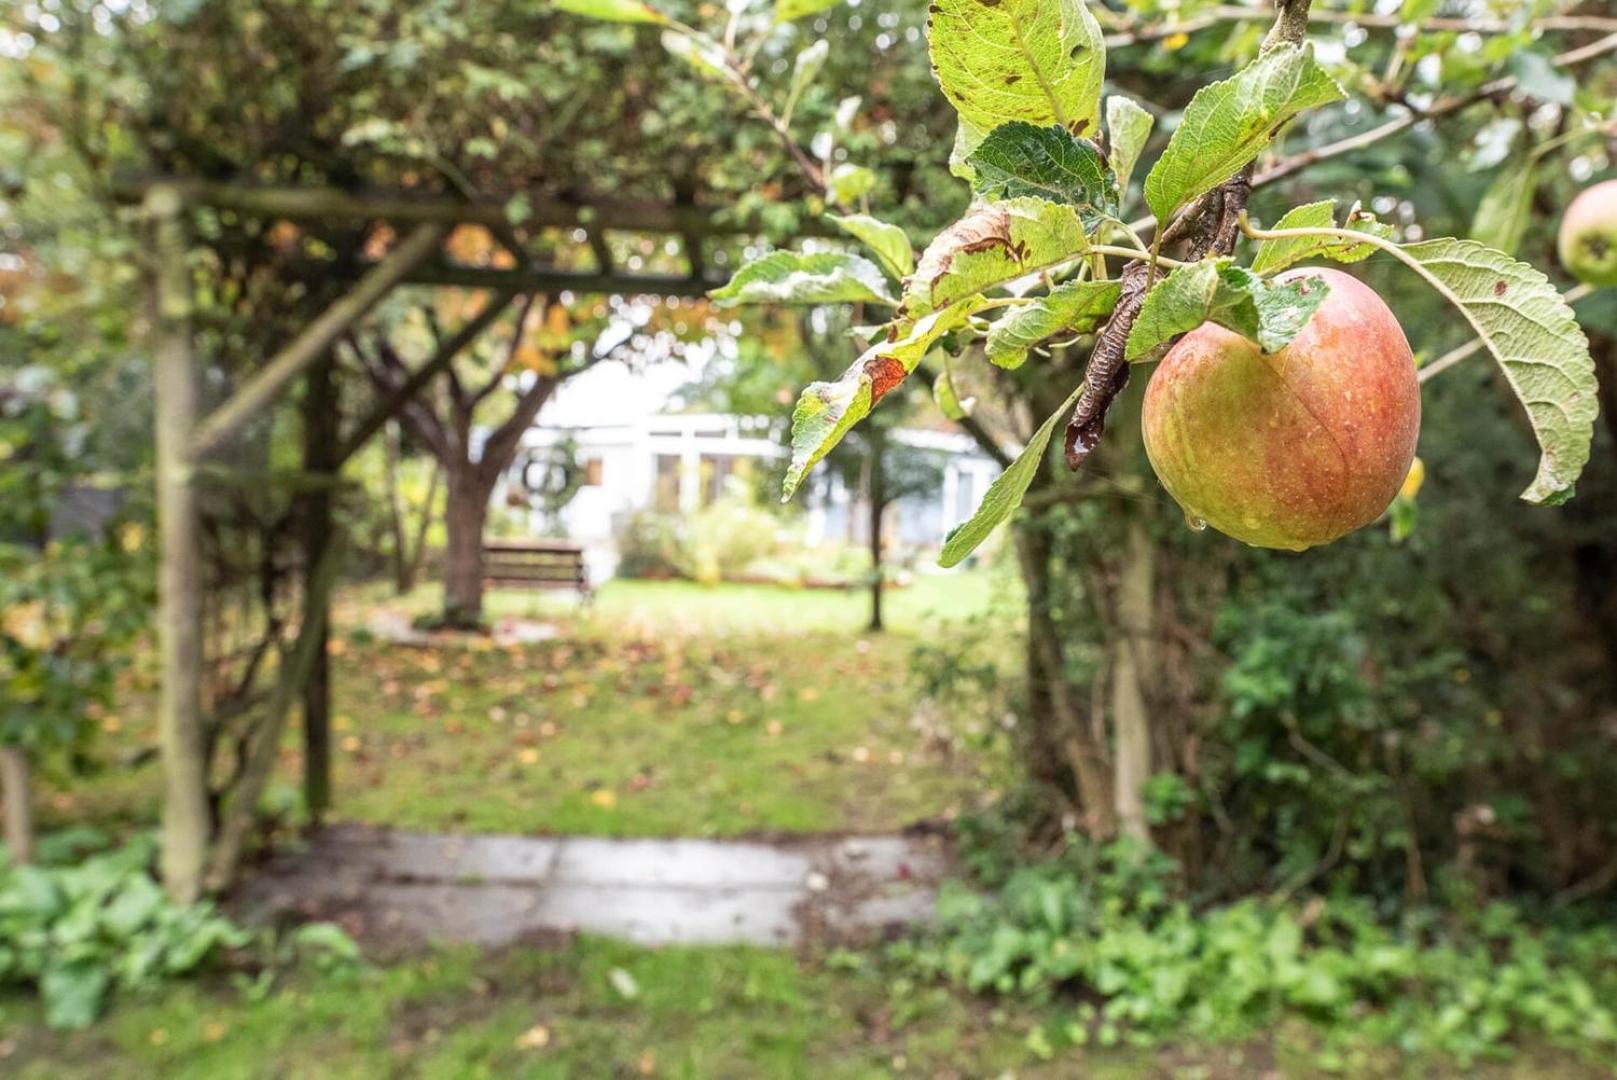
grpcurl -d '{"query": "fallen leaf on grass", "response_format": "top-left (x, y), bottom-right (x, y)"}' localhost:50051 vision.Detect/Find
top-left (514, 1024), bottom-right (551, 1050)
top-left (591, 789), bottom-right (617, 809)
top-left (608, 967), bottom-right (640, 1001)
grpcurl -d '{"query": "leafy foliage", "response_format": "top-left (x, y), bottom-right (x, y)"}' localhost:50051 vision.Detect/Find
top-left (1103, 95), bottom-right (1154, 193)
top-left (984, 280), bottom-right (1121, 370)
top-left (1249, 200), bottom-right (1392, 274)
top-left (927, 0), bottom-right (1105, 165)
top-left (966, 122), bottom-right (1118, 216)
top-left (901, 839), bottom-right (1617, 1063)
top-left (709, 251), bottom-right (895, 307)
top-left (1401, 238), bottom-right (1597, 504)
top-left (1125, 259), bottom-right (1329, 359)
top-left (939, 385), bottom-right (1082, 568)
top-left (1143, 44), bottom-right (1344, 225)
top-left (0, 834), bottom-right (248, 1028)
top-left (827, 213), bottom-right (915, 279)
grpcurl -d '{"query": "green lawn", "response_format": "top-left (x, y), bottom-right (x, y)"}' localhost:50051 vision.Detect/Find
top-left (4, 939), bottom-right (1599, 1079)
top-left (45, 570), bottom-right (1021, 839)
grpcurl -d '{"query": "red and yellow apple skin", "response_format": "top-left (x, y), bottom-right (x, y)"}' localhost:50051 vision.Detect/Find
top-left (1559, 179), bottom-right (1617, 288)
top-left (1141, 268), bottom-right (1421, 551)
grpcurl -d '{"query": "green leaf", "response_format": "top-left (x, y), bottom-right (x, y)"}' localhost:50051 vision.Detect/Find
top-left (1469, 158), bottom-right (1539, 257)
top-left (966, 122), bottom-right (1119, 216)
top-left (1397, 238), bottom-right (1596, 504)
top-left (783, 302), bottom-right (977, 498)
top-left (985, 279), bottom-right (1121, 369)
top-left (1105, 96), bottom-right (1155, 194)
top-left (42, 961), bottom-right (110, 1030)
top-left (827, 214), bottom-right (914, 279)
top-left (939, 382), bottom-right (1084, 567)
top-left (933, 369), bottom-right (972, 420)
top-left (906, 198), bottom-right (1086, 318)
top-left (774, 0), bottom-right (843, 22)
top-left (551, 0), bottom-right (668, 24)
top-left (1126, 258), bottom-right (1329, 359)
top-left (660, 30), bottom-right (740, 85)
top-left (1143, 44), bottom-right (1344, 225)
top-left (929, 0), bottom-right (1106, 164)
top-left (710, 251), bottom-right (895, 307)
top-left (829, 163), bottom-right (878, 208)
top-left (784, 40), bottom-right (830, 119)
top-left (1250, 200), bottom-right (1392, 274)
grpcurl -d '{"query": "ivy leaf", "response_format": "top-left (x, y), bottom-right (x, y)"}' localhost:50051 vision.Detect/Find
top-left (1126, 259), bottom-right (1329, 359)
top-left (906, 198), bottom-right (1086, 318)
top-left (1143, 44), bottom-right (1344, 226)
top-left (1394, 238), bottom-right (1596, 504)
top-left (985, 279), bottom-right (1122, 369)
top-left (828, 213), bottom-right (915, 279)
top-left (552, 0), bottom-right (668, 24)
top-left (939, 382), bottom-right (1084, 567)
top-left (782, 302), bottom-right (977, 498)
top-left (1469, 158), bottom-right (1539, 257)
top-left (1105, 96), bottom-right (1155, 194)
top-left (1250, 201), bottom-right (1392, 274)
top-left (775, 0), bottom-right (843, 23)
top-left (710, 251), bottom-right (895, 307)
top-left (966, 122), bottom-right (1119, 217)
top-left (929, 0), bottom-right (1106, 165)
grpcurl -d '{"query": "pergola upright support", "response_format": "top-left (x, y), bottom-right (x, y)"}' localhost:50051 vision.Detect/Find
top-left (148, 186), bottom-right (210, 904)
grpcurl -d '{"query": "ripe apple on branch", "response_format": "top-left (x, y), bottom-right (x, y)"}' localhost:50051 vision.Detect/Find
top-left (557, 0), bottom-right (1610, 559)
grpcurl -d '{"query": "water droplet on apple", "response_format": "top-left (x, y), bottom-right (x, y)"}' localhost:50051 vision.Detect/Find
top-left (1183, 511), bottom-right (1207, 532)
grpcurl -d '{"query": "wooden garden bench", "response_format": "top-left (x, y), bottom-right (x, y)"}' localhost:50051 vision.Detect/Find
top-left (481, 538), bottom-right (591, 598)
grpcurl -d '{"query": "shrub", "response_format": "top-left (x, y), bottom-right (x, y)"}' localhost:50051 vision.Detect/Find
top-left (898, 839), bottom-right (1617, 1065)
top-left (0, 831), bottom-right (359, 1029)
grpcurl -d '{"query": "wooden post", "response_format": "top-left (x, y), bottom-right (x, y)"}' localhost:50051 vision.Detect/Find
top-left (1, 747), bottom-right (34, 865)
top-left (300, 356), bottom-right (338, 824)
top-left (148, 185), bottom-right (211, 903)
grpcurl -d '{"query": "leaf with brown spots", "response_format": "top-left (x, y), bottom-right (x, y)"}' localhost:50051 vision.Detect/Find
top-left (928, 0), bottom-right (1106, 171)
top-left (905, 198), bottom-right (1087, 318)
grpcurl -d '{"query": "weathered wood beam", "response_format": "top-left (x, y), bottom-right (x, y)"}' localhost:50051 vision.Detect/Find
top-left (147, 185), bottom-right (210, 904)
top-left (189, 224), bottom-right (446, 460)
top-left (403, 264), bottom-right (719, 297)
top-left (113, 178), bottom-right (833, 237)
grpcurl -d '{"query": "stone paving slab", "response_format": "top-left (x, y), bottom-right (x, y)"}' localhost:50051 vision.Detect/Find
top-left (237, 825), bottom-right (948, 947)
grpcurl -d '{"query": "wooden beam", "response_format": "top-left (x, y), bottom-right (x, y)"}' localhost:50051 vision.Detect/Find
top-left (335, 289), bottom-right (520, 466)
top-left (402, 264), bottom-right (719, 297)
top-left (147, 185), bottom-right (210, 904)
top-left (113, 178), bottom-right (834, 237)
top-left (189, 224), bottom-right (446, 460)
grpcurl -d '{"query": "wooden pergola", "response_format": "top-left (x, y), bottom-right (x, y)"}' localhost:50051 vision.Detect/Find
top-left (136, 180), bottom-right (800, 900)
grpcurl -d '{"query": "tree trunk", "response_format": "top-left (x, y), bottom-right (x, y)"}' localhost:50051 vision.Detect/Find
top-left (442, 466), bottom-right (490, 628)
top-left (404, 464), bottom-right (441, 595)
top-left (1014, 498), bottom-right (1117, 837)
top-left (383, 419), bottom-right (411, 593)
top-left (1111, 516), bottom-right (1155, 843)
top-left (1, 747), bottom-right (33, 865)
top-left (868, 432), bottom-right (886, 633)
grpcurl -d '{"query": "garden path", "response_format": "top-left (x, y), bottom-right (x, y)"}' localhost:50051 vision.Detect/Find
top-left (236, 824), bottom-right (947, 947)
